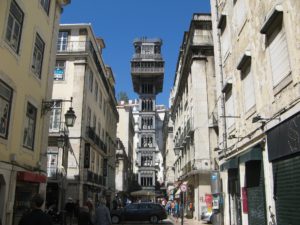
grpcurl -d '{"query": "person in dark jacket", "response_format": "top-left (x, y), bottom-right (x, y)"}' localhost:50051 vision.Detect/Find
top-left (78, 202), bottom-right (93, 225)
top-left (18, 193), bottom-right (52, 225)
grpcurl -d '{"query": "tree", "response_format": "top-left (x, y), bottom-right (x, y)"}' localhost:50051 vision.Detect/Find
top-left (117, 91), bottom-right (129, 103)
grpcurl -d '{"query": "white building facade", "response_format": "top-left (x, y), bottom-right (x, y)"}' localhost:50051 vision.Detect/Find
top-left (49, 24), bottom-right (118, 208)
top-left (170, 13), bottom-right (217, 221)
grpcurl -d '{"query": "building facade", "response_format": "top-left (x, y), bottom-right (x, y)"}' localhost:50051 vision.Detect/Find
top-left (169, 13), bottom-right (217, 221)
top-left (48, 24), bottom-right (118, 208)
top-left (116, 101), bottom-right (135, 193)
top-left (130, 38), bottom-right (165, 197)
top-left (210, 0), bottom-right (300, 224)
top-left (0, 1), bottom-right (70, 224)
top-left (162, 111), bottom-right (176, 200)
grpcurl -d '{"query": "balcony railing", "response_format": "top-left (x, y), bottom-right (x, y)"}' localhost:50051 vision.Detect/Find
top-left (131, 67), bottom-right (164, 73)
top-left (47, 167), bottom-right (63, 180)
top-left (57, 41), bottom-right (91, 53)
top-left (191, 34), bottom-right (213, 46)
top-left (132, 53), bottom-right (163, 60)
top-left (83, 170), bottom-right (106, 186)
top-left (86, 126), bottom-right (107, 154)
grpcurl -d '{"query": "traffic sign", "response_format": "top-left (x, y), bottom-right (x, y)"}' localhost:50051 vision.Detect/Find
top-left (180, 183), bottom-right (187, 192)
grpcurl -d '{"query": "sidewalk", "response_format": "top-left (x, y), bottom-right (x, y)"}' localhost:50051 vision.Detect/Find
top-left (168, 215), bottom-right (208, 225)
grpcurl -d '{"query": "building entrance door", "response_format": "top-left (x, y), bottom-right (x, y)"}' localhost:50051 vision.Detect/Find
top-left (228, 169), bottom-right (241, 225)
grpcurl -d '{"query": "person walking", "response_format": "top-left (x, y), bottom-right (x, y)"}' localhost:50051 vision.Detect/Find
top-left (78, 201), bottom-right (93, 225)
top-left (174, 200), bottom-right (180, 222)
top-left (92, 198), bottom-right (112, 225)
top-left (65, 197), bottom-right (75, 225)
top-left (18, 193), bottom-right (53, 225)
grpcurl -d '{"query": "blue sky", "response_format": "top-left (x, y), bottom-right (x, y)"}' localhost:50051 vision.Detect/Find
top-left (60, 0), bottom-right (211, 107)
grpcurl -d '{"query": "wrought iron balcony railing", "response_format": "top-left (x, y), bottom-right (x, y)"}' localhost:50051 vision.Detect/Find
top-left (132, 53), bottom-right (163, 60)
top-left (131, 67), bottom-right (164, 73)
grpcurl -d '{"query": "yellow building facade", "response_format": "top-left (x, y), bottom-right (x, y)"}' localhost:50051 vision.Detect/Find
top-left (0, 1), bottom-right (70, 224)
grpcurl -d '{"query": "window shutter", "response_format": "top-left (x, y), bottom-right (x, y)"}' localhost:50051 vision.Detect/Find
top-left (221, 26), bottom-right (230, 58)
top-left (225, 90), bottom-right (235, 128)
top-left (269, 28), bottom-right (290, 86)
top-left (242, 67), bottom-right (255, 112)
top-left (234, 0), bottom-right (246, 29)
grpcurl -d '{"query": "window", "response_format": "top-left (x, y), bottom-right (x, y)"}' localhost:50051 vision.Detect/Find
top-left (241, 64), bottom-right (255, 112)
top-left (94, 82), bottom-right (98, 101)
top-left (141, 45), bottom-right (154, 54)
top-left (99, 91), bottom-right (102, 109)
top-left (87, 107), bottom-right (91, 127)
top-left (5, 0), bottom-right (24, 53)
top-left (268, 26), bottom-right (290, 87)
top-left (141, 155), bottom-right (153, 167)
top-left (40, 0), bottom-right (50, 14)
top-left (23, 103), bottom-right (37, 150)
top-left (221, 25), bottom-right (230, 58)
top-left (0, 80), bottom-right (13, 139)
top-left (93, 115), bottom-right (96, 131)
top-left (225, 89), bottom-right (235, 129)
top-left (88, 70), bottom-right (94, 92)
top-left (57, 31), bottom-right (68, 51)
top-left (49, 101), bottom-right (61, 132)
top-left (32, 33), bottom-right (45, 78)
top-left (233, 0), bottom-right (246, 31)
top-left (54, 61), bottom-right (65, 80)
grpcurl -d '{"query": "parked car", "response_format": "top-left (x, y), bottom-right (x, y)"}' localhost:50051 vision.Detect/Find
top-left (110, 202), bottom-right (167, 224)
top-left (201, 210), bottom-right (214, 224)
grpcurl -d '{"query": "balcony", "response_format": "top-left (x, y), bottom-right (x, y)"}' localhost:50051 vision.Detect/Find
top-left (132, 53), bottom-right (163, 60)
top-left (57, 41), bottom-right (91, 53)
top-left (47, 167), bottom-right (63, 180)
top-left (83, 170), bottom-right (106, 186)
top-left (86, 126), bottom-right (107, 154)
top-left (191, 34), bottom-right (213, 47)
top-left (131, 67), bottom-right (164, 74)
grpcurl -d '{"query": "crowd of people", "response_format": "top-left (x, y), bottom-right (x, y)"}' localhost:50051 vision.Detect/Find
top-left (17, 194), bottom-right (112, 225)
top-left (16, 193), bottom-right (193, 225)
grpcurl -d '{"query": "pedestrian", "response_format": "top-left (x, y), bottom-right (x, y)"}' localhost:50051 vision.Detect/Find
top-left (174, 200), bottom-right (180, 222)
top-left (78, 202), bottom-right (93, 225)
top-left (65, 197), bottom-right (75, 225)
top-left (171, 201), bottom-right (175, 216)
top-left (18, 193), bottom-right (53, 225)
top-left (92, 198), bottom-right (112, 225)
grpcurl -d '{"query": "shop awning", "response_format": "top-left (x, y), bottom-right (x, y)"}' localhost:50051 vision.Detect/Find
top-left (220, 157), bottom-right (238, 171)
top-left (17, 171), bottom-right (47, 183)
top-left (239, 147), bottom-right (262, 164)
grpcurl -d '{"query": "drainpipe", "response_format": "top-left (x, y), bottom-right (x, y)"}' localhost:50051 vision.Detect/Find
top-left (211, 0), bottom-right (226, 225)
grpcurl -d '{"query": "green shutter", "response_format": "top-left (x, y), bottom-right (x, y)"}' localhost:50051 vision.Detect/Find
top-left (273, 154), bottom-right (300, 225)
top-left (246, 160), bottom-right (267, 225)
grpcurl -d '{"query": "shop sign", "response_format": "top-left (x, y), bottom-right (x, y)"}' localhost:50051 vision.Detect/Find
top-left (54, 68), bottom-right (64, 80)
top-left (17, 171), bottom-right (47, 183)
top-left (84, 143), bottom-right (90, 168)
top-left (212, 195), bottom-right (220, 210)
top-left (242, 187), bottom-right (248, 213)
top-left (205, 194), bottom-right (213, 212)
top-left (180, 183), bottom-right (187, 192)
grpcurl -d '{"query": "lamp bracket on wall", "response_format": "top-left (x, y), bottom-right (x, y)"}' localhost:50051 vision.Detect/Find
top-left (42, 97), bottom-right (73, 115)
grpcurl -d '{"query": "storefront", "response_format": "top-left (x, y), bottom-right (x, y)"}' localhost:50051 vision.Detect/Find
top-left (267, 113), bottom-right (300, 225)
top-left (13, 171), bottom-right (46, 225)
top-left (221, 147), bottom-right (266, 225)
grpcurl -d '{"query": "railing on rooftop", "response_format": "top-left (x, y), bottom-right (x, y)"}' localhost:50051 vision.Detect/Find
top-left (131, 67), bottom-right (164, 73)
top-left (132, 53), bottom-right (163, 60)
